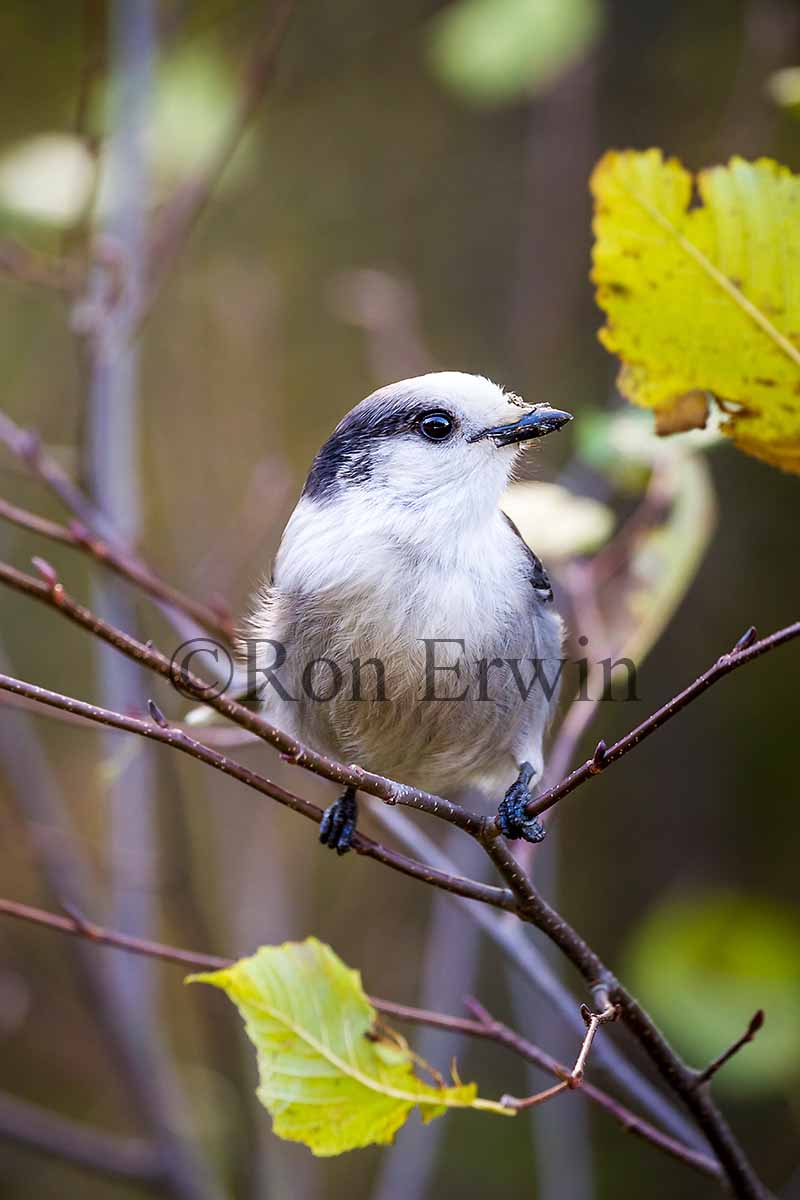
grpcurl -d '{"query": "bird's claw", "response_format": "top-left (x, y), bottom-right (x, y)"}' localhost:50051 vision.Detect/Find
top-left (319, 789), bottom-right (358, 855)
top-left (497, 778), bottom-right (546, 844)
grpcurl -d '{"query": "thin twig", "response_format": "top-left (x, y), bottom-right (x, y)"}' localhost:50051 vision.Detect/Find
top-left (0, 241), bottom-right (82, 292)
top-left (0, 670), bottom-right (512, 913)
top-left (0, 896), bottom-right (721, 1182)
top-left (477, 837), bottom-right (769, 1200)
top-left (0, 655), bottom-right (213, 1200)
top-left (0, 559), bottom-right (485, 836)
top-left (459, 998), bottom-right (720, 1180)
top-left (524, 620), bottom-right (800, 821)
top-left (497, 1002), bottom-right (619, 1111)
top-left (0, 1092), bottom-right (160, 1184)
top-left (0, 687), bottom-right (260, 745)
top-left (0, 561), bottom-right (792, 1196)
top-left (694, 1011), bottom-right (765, 1088)
top-left (0, 411), bottom-right (108, 532)
top-left (0, 493), bottom-right (234, 641)
top-left (142, 0), bottom-right (297, 313)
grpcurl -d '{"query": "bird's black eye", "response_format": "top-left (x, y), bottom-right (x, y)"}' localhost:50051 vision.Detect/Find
top-left (418, 411), bottom-right (454, 442)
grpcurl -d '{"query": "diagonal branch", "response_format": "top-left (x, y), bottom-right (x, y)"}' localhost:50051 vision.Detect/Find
top-left (0, 495), bottom-right (234, 641)
top-left (0, 670), bottom-right (511, 913)
top-left (0, 1092), bottom-right (160, 1185)
top-left (0, 558), bottom-right (485, 835)
top-left (524, 621), bottom-right (800, 821)
top-left (0, 896), bottom-right (721, 1183)
top-left (0, 413), bottom-right (234, 640)
top-left (694, 1011), bottom-right (765, 1088)
top-left (456, 998), bottom-right (720, 1181)
top-left (0, 241), bottom-right (82, 292)
top-left (1, 559), bottom-right (794, 1198)
top-left (477, 837), bottom-right (770, 1200)
top-left (496, 1000), bottom-right (619, 1111)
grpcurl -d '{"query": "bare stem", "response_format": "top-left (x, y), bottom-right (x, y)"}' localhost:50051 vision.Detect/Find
top-left (0, 562), bottom-right (794, 1198)
top-left (0, 896), bottom-right (721, 1183)
top-left (0, 495), bottom-right (234, 640)
top-left (524, 621), bottom-right (800, 821)
top-left (498, 1001), bottom-right (618, 1110)
top-left (0, 1092), bottom-right (160, 1184)
top-left (459, 997), bottom-right (721, 1181)
top-left (0, 670), bottom-right (512, 913)
top-left (0, 414), bottom-right (234, 640)
top-left (0, 559), bottom-right (485, 835)
top-left (477, 839), bottom-right (770, 1199)
top-left (694, 1011), bottom-right (765, 1088)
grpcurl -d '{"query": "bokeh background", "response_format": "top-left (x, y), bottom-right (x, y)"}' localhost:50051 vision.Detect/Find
top-left (0, 2), bottom-right (799, 1198)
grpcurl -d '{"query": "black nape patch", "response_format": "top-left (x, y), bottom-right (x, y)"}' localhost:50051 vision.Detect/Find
top-left (302, 403), bottom-right (427, 501)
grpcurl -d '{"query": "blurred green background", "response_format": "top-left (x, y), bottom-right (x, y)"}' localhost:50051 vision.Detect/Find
top-left (0, 2), bottom-right (799, 1198)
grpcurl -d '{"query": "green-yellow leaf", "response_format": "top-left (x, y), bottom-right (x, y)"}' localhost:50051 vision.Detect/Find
top-left (188, 938), bottom-right (512, 1156)
top-left (427, 0), bottom-right (602, 107)
top-left (590, 149), bottom-right (800, 473)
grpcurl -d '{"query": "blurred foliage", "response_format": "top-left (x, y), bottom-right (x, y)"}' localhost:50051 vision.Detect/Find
top-left (101, 44), bottom-right (253, 197)
top-left (625, 891), bottom-right (800, 1095)
top-left (501, 481), bottom-right (614, 560)
top-left (0, 43), bottom-right (250, 235)
top-left (591, 149), bottom-right (800, 473)
top-left (0, 134), bottom-right (95, 229)
top-left (190, 938), bottom-right (506, 1156)
top-left (426, 0), bottom-right (603, 106)
top-left (571, 409), bottom-right (717, 669)
top-left (767, 66), bottom-right (800, 114)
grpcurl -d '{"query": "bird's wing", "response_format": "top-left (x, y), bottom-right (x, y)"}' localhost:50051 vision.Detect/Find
top-left (501, 512), bottom-right (554, 604)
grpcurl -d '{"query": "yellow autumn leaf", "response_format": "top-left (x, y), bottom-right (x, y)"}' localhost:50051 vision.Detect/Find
top-left (590, 149), bottom-right (800, 473)
top-left (189, 938), bottom-right (512, 1157)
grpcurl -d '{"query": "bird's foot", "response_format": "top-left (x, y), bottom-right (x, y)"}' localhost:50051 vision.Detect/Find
top-left (319, 788), bottom-right (358, 855)
top-left (496, 762), bottom-right (546, 844)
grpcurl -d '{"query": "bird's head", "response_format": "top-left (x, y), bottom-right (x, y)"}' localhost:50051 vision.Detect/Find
top-left (303, 373), bottom-right (572, 518)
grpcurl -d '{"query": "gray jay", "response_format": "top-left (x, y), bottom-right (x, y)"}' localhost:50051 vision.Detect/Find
top-left (245, 372), bottom-right (572, 853)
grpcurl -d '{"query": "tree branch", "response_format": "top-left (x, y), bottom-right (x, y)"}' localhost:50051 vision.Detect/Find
top-left (0, 558), bottom-right (485, 836)
top-left (0, 241), bottom-right (82, 292)
top-left (476, 837), bottom-right (771, 1199)
top-left (458, 998), bottom-right (720, 1181)
top-left (0, 558), bottom-right (793, 1197)
top-left (524, 622), bottom-right (800, 821)
top-left (0, 411), bottom-right (111, 535)
top-left (694, 1011), bottom-right (765, 1088)
top-left (0, 896), bottom-right (721, 1183)
top-left (0, 495), bottom-right (234, 641)
top-left (0, 670), bottom-right (512, 913)
top-left (0, 1092), bottom-right (160, 1185)
top-left (497, 1000), bottom-right (619, 1111)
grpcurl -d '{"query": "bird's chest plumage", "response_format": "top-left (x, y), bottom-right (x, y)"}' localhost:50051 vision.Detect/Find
top-left (261, 516), bottom-right (558, 796)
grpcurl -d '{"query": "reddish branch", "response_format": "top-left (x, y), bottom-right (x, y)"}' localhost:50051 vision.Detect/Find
top-left (0, 559), bottom-right (485, 836)
top-left (694, 1011), bottom-right (765, 1088)
top-left (525, 622), bottom-right (800, 820)
top-left (0, 494), bottom-right (234, 641)
top-left (457, 999), bottom-right (720, 1179)
top-left (0, 562), bottom-right (794, 1195)
top-left (0, 896), bottom-right (721, 1182)
top-left (0, 670), bottom-right (510, 913)
top-left (0, 241), bottom-right (81, 292)
top-left (0, 1092), bottom-right (160, 1185)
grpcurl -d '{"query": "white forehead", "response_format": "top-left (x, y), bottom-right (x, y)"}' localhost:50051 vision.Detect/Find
top-left (364, 371), bottom-right (526, 429)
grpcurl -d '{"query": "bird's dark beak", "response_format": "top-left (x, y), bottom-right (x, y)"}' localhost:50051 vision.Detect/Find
top-left (470, 404), bottom-right (574, 447)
